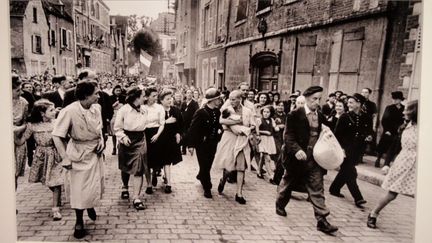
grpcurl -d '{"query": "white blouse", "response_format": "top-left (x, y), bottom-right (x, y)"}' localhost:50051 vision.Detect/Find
top-left (114, 104), bottom-right (147, 140)
top-left (144, 103), bottom-right (165, 128)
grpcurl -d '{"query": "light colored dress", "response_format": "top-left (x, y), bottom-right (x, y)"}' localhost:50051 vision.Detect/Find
top-left (13, 97), bottom-right (28, 177)
top-left (213, 105), bottom-right (255, 172)
top-left (381, 123), bottom-right (417, 196)
top-left (17, 122), bottom-right (65, 187)
top-left (52, 101), bottom-right (105, 209)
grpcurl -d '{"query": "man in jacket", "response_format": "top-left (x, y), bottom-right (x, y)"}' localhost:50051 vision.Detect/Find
top-left (275, 86), bottom-right (338, 234)
top-left (185, 88), bottom-right (223, 199)
top-left (375, 91), bottom-right (405, 168)
top-left (180, 89), bottom-right (199, 155)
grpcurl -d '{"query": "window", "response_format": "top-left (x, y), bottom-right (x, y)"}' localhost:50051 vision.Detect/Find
top-left (32, 35), bottom-right (42, 54)
top-left (61, 28), bottom-right (68, 48)
top-left (33, 7), bottom-right (37, 23)
top-left (81, 0), bottom-right (86, 12)
top-left (50, 30), bottom-right (56, 46)
top-left (95, 3), bottom-right (100, 19)
top-left (202, 4), bottom-right (210, 47)
top-left (235, 0), bottom-right (248, 23)
top-left (256, 0), bottom-right (272, 15)
top-left (91, 0), bottom-right (95, 16)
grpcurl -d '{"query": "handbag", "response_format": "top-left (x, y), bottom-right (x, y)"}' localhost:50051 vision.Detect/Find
top-left (313, 125), bottom-right (345, 170)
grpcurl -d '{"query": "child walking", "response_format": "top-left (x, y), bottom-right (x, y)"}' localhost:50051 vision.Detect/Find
top-left (257, 105), bottom-right (279, 183)
top-left (14, 99), bottom-right (65, 220)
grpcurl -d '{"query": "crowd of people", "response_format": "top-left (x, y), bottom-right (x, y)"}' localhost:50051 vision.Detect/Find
top-left (12, 69), bottom-right (418, 238)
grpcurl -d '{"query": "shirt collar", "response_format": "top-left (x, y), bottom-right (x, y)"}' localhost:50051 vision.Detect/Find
top-left (304, 104), bottom-right (317, 115)
top-left (78, 101), bottom-right (97, 115)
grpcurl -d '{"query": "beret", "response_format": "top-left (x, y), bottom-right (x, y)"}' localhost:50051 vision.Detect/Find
top-left (303, 86), bottom-right (323, 97)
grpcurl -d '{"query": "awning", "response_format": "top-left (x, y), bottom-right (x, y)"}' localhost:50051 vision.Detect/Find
top-left (250, 51), bottom-right (279, 67)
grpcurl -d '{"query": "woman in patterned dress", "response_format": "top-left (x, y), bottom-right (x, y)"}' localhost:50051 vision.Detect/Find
top-left (52, 80), bottom-right (105, 239)
top-left (14, 99), bottom-right (65, 220)
top-left (12, 75), bottom-right (28, 191)
top-left (367, 100), bottom-right (418, 229)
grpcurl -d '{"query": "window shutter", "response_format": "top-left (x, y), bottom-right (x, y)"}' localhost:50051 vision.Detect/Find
top-left (209, 2), bottom-right (213, 45)
top-left (31, 35), bottom-right (35, 53)
top-left (200, 7), bottom-right (204, 47)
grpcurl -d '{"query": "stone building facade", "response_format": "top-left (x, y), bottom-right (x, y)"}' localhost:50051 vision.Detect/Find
top-left (10, 0), bottom-right (51, 76)
top-left (42, 0), bottom-right (75, 76)
top-left (74, 0), bottom-right (111, 74)
top-left (110, 15), bottom-right (128, 75)
top-left (150, 12), bottom-right (176, 35)
top-left (175, 0), bottom-right (199, 86)
top-left (223, 0), bottom-right (417, 124)
top-left (196, 0), bottom-right (229, 90)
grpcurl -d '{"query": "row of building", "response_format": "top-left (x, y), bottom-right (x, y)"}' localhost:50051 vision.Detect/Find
top-left (175, 0), bottom-right (422, 122)
top-left (10, 0), bottom-right (129, 77)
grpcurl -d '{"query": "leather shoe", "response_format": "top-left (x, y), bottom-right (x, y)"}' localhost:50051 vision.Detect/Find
top-left (329, 191), bottom-right (345, 198)
top-left (73, 223), bottom-right (87, 239)
top-left (355, 199), bottom-right (367, 208)
top-left (87, 208), bottom-right (97, 221)
top-left (275, 206), bottom-right (287, 217)
top-left (217, 179), bottom-right (225, 194)
top-left (145, 187), bottom-right (153, 195)
top-left (367, 214), bottom-right (377, 229)
top-left (235, 194), bottom-right (246, 204)
top-left (317, 218), bottom-right (338, 234)
top-left (204, 190), bottom-right (212, 198)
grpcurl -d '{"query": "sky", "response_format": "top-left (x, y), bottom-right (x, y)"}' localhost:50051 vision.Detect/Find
top-left (104, 0), bottom-right (171, 19)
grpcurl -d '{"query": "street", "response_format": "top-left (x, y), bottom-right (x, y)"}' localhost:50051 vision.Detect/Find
top-left (16, 139), bottom-right (415, 243)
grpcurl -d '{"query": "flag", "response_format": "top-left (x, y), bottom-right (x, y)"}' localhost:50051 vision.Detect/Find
top-left (139, 50), bottom-right (153, 68)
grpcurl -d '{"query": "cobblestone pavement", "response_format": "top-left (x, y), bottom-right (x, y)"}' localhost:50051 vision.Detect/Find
top-left (16, 139), bottom-right (415, 242)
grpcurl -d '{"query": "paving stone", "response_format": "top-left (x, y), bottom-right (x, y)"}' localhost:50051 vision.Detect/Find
top-left (14, 139), bottom-right (415, 242)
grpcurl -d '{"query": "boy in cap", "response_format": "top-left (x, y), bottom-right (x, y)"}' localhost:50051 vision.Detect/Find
top-left (185, 88), bottom-right (223, 198)
top-left (275, 85), bottom-right (338, 234)
top-left (329, 93), bottom-right (373, 208)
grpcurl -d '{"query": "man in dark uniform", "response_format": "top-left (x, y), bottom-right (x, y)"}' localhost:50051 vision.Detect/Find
top-left (180, 89), bottom-right (199, 155)
top-left (329, 93), bottom-right (373, 208)
top-left (275, 86), bottom-right (338, 234)
top-left (360, 87), bottom-right (377, 161)
top-left (375, 91), bottom-right (405, 168)
top-left (185, 88), bottom-right (223, 198)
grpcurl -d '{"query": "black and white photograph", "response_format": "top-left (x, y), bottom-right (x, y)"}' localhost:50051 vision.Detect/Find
top-left (4, 0), bottom-right (430, 242)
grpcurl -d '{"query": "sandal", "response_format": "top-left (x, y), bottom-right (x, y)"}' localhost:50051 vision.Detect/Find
top-left (52, 207), bottom-right (62, 221)
top-left (133, 199), bottom-right (147, 210)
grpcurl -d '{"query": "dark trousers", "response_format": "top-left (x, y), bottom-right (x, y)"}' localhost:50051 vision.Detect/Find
top-left (196, 141), bottom-right (218, 191)
top-left (26, 135), bottom-right (36, 167)
top-left (329, 153), bottom-right (364, 202)
top-left (276, 158), bottom-right (330, 221)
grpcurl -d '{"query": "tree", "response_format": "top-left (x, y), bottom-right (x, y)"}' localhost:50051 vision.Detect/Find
top-left (130, 28), bottom-right (162, 57)
top-left (127, 14), bottom-right (153, 42)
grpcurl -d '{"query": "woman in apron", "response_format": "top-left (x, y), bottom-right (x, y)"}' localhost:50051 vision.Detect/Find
top-left (52, 80), bottom-right (105, 239)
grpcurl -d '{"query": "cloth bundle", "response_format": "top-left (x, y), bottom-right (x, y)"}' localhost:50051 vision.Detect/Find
top-left (313, 125), bottom-right (344, 170)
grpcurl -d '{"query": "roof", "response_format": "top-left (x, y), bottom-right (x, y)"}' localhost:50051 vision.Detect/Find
top-left (41, 0), bottom-right (73, 23)
top-left (10, 0), bottom-right (29, 17)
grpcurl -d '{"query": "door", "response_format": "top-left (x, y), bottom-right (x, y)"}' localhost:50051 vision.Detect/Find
top-left (258, 64), bottom-right (278, 91)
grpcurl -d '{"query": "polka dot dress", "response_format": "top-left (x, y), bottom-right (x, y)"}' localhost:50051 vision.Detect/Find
top-left (381, 123), bottom-right (417, 197)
